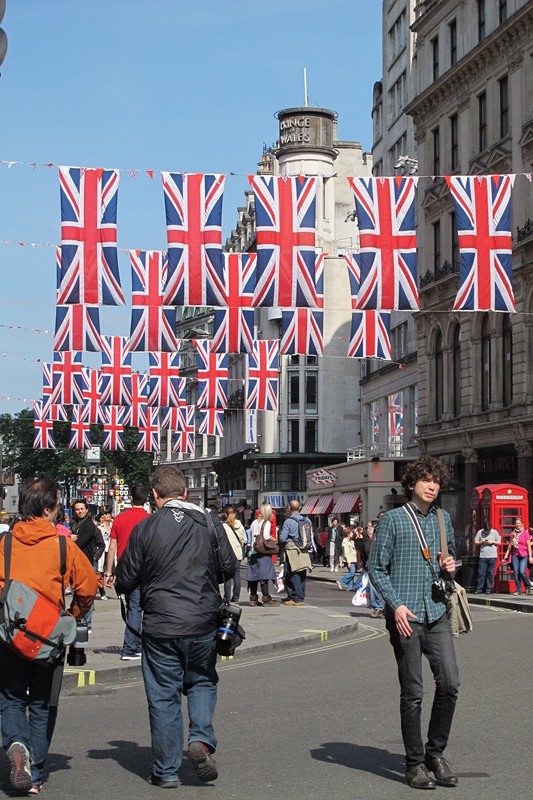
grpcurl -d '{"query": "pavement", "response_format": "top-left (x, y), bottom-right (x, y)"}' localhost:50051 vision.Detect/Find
top-left (65, 562), bottom-right (533, 690)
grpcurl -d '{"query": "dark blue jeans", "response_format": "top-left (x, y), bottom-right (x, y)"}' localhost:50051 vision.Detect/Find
top-left (476, 558), bottom-right (497, 592)
top-left (141, 631), bottom-right (218, 781)
top-left (0, 647), bottom-right (59, 785)
top-left (512, 554), bottom-right (532, 594)
top-left (386, 613), bottom-right (460, 769)
top-left (285, 565), bottom-right (306, 603)
top-left (224, 561), bottom-right (241, 603)
top-left (122, 588), bottom-right (142, 657)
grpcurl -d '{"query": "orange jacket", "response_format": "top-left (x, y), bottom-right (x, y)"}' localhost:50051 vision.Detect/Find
top-left (0, 518), bottom-right (98, 618)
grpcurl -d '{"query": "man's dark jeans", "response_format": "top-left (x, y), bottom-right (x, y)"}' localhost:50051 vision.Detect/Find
top-left (285, 565), bottom-right (306, 603)
top-left (122, 587), bottom-right (142, 657)
top-left (386, 613), bottom-right (460, 769)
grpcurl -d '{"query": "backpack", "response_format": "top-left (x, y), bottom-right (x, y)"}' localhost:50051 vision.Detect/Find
top-left (297, 517), bottom-right (314, 551)
top-left (0, 532), bottom-right (77, 667)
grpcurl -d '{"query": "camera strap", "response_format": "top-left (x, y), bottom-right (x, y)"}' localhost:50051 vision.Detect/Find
top-left (402, 503), bottom-right (440, 582)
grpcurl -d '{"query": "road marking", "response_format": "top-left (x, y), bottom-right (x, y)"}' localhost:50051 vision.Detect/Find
top-left (300, 629), bottom-right (328, 641)
top-left (64, 668), bottom-right (96, 688)
top-left (328, 614), bottom-right (352, 618)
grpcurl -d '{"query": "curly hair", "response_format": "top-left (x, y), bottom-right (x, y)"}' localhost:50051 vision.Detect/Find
top-left (401, 456), bottom-right (450, 499)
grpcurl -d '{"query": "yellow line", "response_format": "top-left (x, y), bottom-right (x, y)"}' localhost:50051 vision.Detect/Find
top-left (328, 614), bottom-right (352, 618)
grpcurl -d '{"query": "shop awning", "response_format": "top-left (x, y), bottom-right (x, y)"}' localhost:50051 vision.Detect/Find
top-left (332, 491), bottom-right (361, 514)
top-left (300, 496), bottom-right (319, 514)
top-left (312, 494), bottom-right (334, 515)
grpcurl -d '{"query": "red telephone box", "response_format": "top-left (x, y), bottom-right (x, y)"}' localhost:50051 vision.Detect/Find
top-left (470, 484), bottom-right (529, 593)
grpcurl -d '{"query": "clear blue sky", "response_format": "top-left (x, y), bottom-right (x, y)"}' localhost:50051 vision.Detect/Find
top-left (0, 0), bottom-right (382, 413)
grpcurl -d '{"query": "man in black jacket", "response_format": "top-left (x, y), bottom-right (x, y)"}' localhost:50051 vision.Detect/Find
top-left (115, 464), bottom-right (235, 789)
top-left (71, 498), bottom-right (104, 632)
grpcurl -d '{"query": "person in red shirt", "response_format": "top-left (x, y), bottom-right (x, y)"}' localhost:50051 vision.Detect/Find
top-left (105, 485), bottom-right (150, 660)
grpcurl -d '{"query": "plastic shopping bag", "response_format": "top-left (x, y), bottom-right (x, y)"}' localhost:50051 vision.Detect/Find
top-left (352, 571), bottom-right (371, 607)
top-left (276, 565), bottom-right (285, 594)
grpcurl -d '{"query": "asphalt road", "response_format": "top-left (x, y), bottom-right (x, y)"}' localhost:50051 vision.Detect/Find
top-left (0, 587), bottom-right (530, 800)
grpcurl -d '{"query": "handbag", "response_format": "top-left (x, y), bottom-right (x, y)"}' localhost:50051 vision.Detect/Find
top-left (436, 509), bottom-right (473, 637)
top-left (254, 521), bottom-right (279, 555)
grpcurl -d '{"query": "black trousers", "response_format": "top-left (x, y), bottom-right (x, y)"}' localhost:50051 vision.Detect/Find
top-left (386, 613), bottom-right (460, 769)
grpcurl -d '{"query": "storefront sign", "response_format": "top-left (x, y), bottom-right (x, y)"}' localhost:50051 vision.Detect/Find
top-left (309, 468), bottom-right (337, 486)
top-left (261, 492), bottom-right (307, 509)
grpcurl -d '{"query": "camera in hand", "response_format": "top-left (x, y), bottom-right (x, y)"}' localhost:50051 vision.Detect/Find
top-left (216, 603), bottom-right (244, 657)
top-left (67, 622), bottom-right (89, 667)
top-left (432, 578), bottom-right (447, 601)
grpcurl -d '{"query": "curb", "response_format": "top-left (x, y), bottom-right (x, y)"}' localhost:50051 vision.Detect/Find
top-left (467, 595), bottom-right (533, 613)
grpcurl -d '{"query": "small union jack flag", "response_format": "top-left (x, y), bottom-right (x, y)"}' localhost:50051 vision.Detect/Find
top-left (252, 175), bottom-right (318, 307)
top-left (33, 401), bottom-right (55, 449)
top-left (172, 405), bottom-right (195, 454)
top-left (344, 252), bottom-right (362, 298)
top-left (69, 405), bottom-right (92, 450)
top-left (136, 406), bottom-right (160, 452)
top-left (100, 405), bottom-right (127, 450)
top-left (280, 251), bottom-right (324, 355)
top-left (387, 391), bottom-right (404, 448)
top-left (51, 351), bottom-right (84, 405)
top-left (198, 408), bottom-right (225, 438)
top-left (100, 336), bottom-right (132, 406)
top-left (125, 372), bottom-right (149, 427)
top-left (128, 250), bottom-right (179, 352)
top-left (79, 368), bottom-right (102, 424)
top-left (195, 341), bottom-right (228, 409)
top-left (58, 166), bottom-right (125, 306)
top-left (209, 253), bottom-right (257, 353)
top-left (245, 340), bottom-right (279, 411)
top-left (41, 399), bottom-right (68, 423)
top-left (42, 363), bottom-right (54, 402)
top-left (147, 353), bottom-right (183, 407)
top-left (348, 311), bottom-right (392, 360)
top-left (160, 406), bottom-right (186, 431)
top-left (162, 172), bottom-right (225, 306)
top-left (446, 175), bottom-right (516, 311)
top-left (54, 305), bottom-right (103, 352)
top-left (245, 409), bottom-right (257, 445)
top-left (349, 176), bottom-right (419, 310)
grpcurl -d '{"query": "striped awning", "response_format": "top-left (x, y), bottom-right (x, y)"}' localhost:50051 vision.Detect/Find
top-left (312, 494), bottom-right (334, 515)
top-left (300, 496), bottom-right (319, 514)
top-left (332, 491), bottom-right (361, 514)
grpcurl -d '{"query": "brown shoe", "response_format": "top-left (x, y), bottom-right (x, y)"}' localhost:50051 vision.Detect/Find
top-left (262, 595), bottom-right (275, 605)
top-left (283, 599), bottom-right (296, 606)
top-left (249, 595), bottom-right (259, 606)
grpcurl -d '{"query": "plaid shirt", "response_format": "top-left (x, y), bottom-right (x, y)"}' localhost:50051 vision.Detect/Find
top-left (368, 503), bottom-right (456, 624)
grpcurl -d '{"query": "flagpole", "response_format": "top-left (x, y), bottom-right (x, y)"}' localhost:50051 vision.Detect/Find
top-left (303, 67), bottom-right (309, 107)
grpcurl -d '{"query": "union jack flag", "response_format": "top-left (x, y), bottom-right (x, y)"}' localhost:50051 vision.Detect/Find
top-left (349, 176), bottom-right (419, 310)
top-left (245, 409), bottom-right (257, 445)
top-left (41, 399), bottom-right (68, 423)
top-left (446, 175), bottom-right (516, 311)
top-left (348, 311), bottom-right (392, 360)
top-left (69, 404), bottom-right (92, 450)
top-left (54, 305), bottom-right (103, 352)
top-left (172, 405), bottom-right (195, 454)
top-left (79, 368), bottom-right (102, 424)
top-left (100, 405), bottom-right (127, 451)
top-left (136, 406), bottom-right (160, 452)
top-left (245, 340), bottom-right (279, 411)
top-left (58, 166), bottom-right (124, 306)
top-left (51, 351), bottom-right (84, 405)
top-left (209, 253), bottom-right (257, 353)
top-left (252, 175), bottom-right (318, 307)
top-left (147, 353), bottom-right (183, 407)
top-left (345, 252), bottom-right (362, 298)
top-left (195, 341), bottom-right (228, 409)
top-left (280, 250), bottom-right (325, 355)
top-left (100, 336), bottom-right (132, 406)
top-left (128, 250), bottom-right (179, 352)
top-left (160, 406), bottom-right (186, 431)
top-left (42, 362), bottom-right (54, 402)
top-left (198, 408), bottom-right (224, 438)
top-left (33, 401), bottom-right (55, 449)
top-left (387, 391), bottom-right (404, 450)
top-left (125, 372), bottom-right (149, 427)
top-left (162, 172), bottom-right (225, 306)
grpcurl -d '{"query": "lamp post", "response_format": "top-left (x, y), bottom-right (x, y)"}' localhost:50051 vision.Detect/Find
top-left (203, 474), bottom-right (209, 509)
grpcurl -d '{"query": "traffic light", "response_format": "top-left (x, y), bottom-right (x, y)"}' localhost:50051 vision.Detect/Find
top-left (0, 0), bottom-right (7, 69)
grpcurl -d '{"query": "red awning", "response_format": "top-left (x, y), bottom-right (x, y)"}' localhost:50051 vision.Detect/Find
top-left (300, 496), bottom-right (319, 514)
top-left (312, 494), bottom-right (334, 515)
top-left (332, 491), bottom-right (361, 514)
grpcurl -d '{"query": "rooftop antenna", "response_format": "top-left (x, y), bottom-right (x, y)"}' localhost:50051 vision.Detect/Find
top-left (303, 67), bottom-right (309, 107)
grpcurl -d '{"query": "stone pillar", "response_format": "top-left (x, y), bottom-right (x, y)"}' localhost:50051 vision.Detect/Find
top-left (462, 448), bottom-right (478, 552)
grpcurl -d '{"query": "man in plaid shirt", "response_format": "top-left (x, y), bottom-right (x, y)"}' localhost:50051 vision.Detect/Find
top-left (369, 456), bottom-right (460, 790)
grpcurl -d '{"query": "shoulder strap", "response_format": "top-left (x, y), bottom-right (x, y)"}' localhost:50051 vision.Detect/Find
top-left (0, 531), bottom-right (10, 603)
top-left (58, 534), bottom-right (67, 609)
top-left (260, 520), bottom-right (266, 536)
top-left (436, 508), bottom-right (448, 560)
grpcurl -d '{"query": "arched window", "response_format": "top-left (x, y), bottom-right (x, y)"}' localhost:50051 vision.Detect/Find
top-left (502, 314), bottom-right (512, 406)
top-left (481, 313), bottom-right (491, 410)
top-left (452, 325), bottom-right (461, 417)
top-left (435, 331), bottom-right (443, 419)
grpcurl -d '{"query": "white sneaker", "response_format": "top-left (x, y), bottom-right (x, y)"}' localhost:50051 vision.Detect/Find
top-left (334, 567), bottom-right (339, 573)
top-left (7, 742), bottom-right (32, 793)
top-left (330, 568), bottom-right (335, 572)
top-left (121, 654), bottom-right (141, 661)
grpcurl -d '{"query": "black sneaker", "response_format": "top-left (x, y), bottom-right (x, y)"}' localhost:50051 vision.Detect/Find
top-left (7, 742), bottom-right (32, 793)
top-left (148, 774), bottom-right (178, 788)
top-left (188, 741), bottom-right (218, 782)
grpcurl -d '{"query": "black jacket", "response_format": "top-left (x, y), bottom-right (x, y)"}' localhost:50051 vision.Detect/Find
top-left (115, 500), bottom-right (236, 637)
top-left (73, 515), bottom-right (105, 563)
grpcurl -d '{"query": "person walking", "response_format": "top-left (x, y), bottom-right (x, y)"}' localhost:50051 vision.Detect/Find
top-left (503, 518), bottom-right (533, 595)
top-left (336, 527), bottom-right (358, 591)
top-left (96, 510), bottom-right (112, 600)
top-left (279, 500), bottom-right (312, 606)
top-left (247, 503), bottom-right (277, 606)
top-left (327, 517), bottom-right (343, 572)
top-left (221, 506), bottom-right (247, 604)
top-left (115, 464), bottom-right (236, 788)
top-left (369, 455), bottom-right (460, 790)
top-left (0, 477), bottom-right (97, 794)
top-left (70, 499), bottom-right (104, 632)
top-left (474, 520), bottom-right (501, 594)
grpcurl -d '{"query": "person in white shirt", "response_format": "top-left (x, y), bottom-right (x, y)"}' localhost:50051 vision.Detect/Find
top-left (474, 520), bottom-right (501, 594)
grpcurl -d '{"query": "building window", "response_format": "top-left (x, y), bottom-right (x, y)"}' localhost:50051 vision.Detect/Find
top-left (289, 355), bottom-right (300, 366)
top-left (502, 314), bottom-right (513, 406)
top-left (388, 392), bottom-right (404, 456)
top-left (370, 401), bottom-right (380, 450)
top-left (478, 92), bottom-right (487, 151)
top-left (432, 127), bottom-right (440, 175)
top-left (390, 134), bottom-right (407, 167)
top-left (388, 71), bottom-right (406, 120)
top-left (431, 37), bottom-right (439, 81)
top-left (305, 420), bottom-right (318, 453)
top-left (433, 220), bottom-right (441, 272)
top-left (435, 331), bottom-right (443, 419)
top-left (450, 114), bottom-right (458, 170)
top-left (499, 0), bottom-right (507, 24)
top-left (289, 373), bottom-right (299, 413)
top-left (195, 433), bottom-right (203, 459)
top-left (451, 212), bottom-right (460, 269)
top-left (478, 0), bottom-right (486, 42)
top-left (389, 8), bottom-right (407, 60)
top-left (499, 75), bottom-right (509, 138)
top-left (288, 419), bottom-right (299, 453)
top-left (449, 19), bottom-right (457, 66)
top-left (305, 372), bottom-right (318, 413)
top-left (481, 313), bottom-right (491, 410)
top-left (452, 325), bottom-right (461, 417)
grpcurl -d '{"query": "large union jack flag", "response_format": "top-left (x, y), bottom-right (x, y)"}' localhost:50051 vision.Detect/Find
top-left (195, 341), bottom-right (228, 409)
top-left (348, 311), bottom-right (392, 360)
top-left (280, 251), bottom-right (325, 355)
top-left (252, 175), bottom-right (318, 307)
top-left (100, 336), bottom-right (132, 406)
top-left (136, 406), bottom-right (160, 452)
top-left (33, 401), bottom-right (55, 449)
top-left (147, 353), bottom-right (183, 407)
top-left (54, 305), bottom-right (103, 352)
top-left (69, 405), bottom-right (92, 450)
top-left (198, 408), bottom-right (225, 438)
top-left (100, 405), bottom-right (127, 450)
top-left (79, 368), bottom-right (102, 424)
top-left (128, 249), bottom-right (179, 352)
top-left (51, 351), bottom-right (84, 405)
top-left (209, 253), bottom-right (257, 353)
top-left (446, 175), bottom-right (516, 311)
top-left (58, 166), bottom-right (124, 306)
top-left (162, 172), bottom-right (225, 306)
top-left (125, 372), bottom-right (149, 427)
top-left (172, 405), bottom-right (195, 454)
top-left (245, 340), bottom-right (279, 411)
top-left (349, 176), bottom-right (419, 310)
